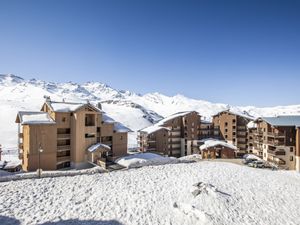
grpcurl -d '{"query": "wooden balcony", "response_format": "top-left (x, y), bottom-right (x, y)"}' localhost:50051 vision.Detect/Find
top-left (267, 149), bottom-right (286, 156)
top-left (18, 143), bottom-right (23, 149)
top-left (57, 145), bottom-right (71, 151)
top-left (57, 133), bottom-right (71, 140)
top-left (267, 132), bottom-right (285, 138)
top-left (18, 133), bottom-right (23, 138)
top-left (57, 156), bottom-right (71, 163)
top-left (267, 140), bottom-right (285, 146)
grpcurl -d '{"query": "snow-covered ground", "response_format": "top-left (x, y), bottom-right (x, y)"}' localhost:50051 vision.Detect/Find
top-left (1, 161), bottom-right (300, 225)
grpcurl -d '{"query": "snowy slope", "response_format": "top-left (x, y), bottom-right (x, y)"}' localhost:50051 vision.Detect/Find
top-left (1, 74), bottom-right (300, 149)
top-left (0, 161), bottom-right (300, 225)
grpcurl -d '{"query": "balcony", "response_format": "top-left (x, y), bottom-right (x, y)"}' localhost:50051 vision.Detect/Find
top-left (57, 156), bottom-right (71, 163)
top-left (18, 133), bottom-right (23, 138)
top-left (18, 143), bottom-right (23, 149)
top-left (267, 140), bottom-right (285, 146)
top-left (237, 131), bottom-right (247, 137)
top-left (57, 133), bottom-right (71, 140)
top-left (267, 132), bottom-right (285, 138)
top-left (267, 149), bottom-right (286, 156)
top-left (237, 126), bottom-right (246, 131)
top-left (57, 145), bottom-right (71, 151)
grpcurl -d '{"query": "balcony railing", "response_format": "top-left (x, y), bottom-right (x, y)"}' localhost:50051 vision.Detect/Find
top-left (57, 133), bottom-right (71, 140)
top-left (267, 132), bottom-right (285, 138)
top-left (267, 150), bottom-right (286, 156)
top-left (267, 140), bottom-right (285, 146)
top-left (57, 145), bottom-right (71, 151)
top-left (18, 133), bottom-right (23, 138)
top-left (237, 126), bottom-right (246, 131)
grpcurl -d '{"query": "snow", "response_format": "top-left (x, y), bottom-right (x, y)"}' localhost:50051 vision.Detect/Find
top-left (18, 112), bottom-right (55, 125)
top-left (0, 162), bottom-right (300, 225)
top-left (243, 154), bottom-right (262, 161)
top-left (139, 124), bottom-right (170, 134)
top-left (199, 138), bottom-right (237, 151)
top-left (114, 122), bottom-right (132, 133)
top-left (87, 143), bottom-right (111, 152)
top-left (1, 74), bottom-right (300, 150)
top-left (115, 153), bottom-right (179, 168)
top-left (247, 121), bottom-right (257, 129)
top-left (49, 102), bottom-right (84, 112)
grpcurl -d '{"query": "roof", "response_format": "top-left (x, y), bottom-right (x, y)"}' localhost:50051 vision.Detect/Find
top-left (102, 113), bottom-right (115, 123)
top-left (45, 101), bottom-right (102, 113)
top-left (257, 116), bottom-right (300, 127)
top-left (140, 125), bottom-right (170, 134)
top-left (114, 122), bottom-right (133, 133)
top-left (199, 138), bottom-right (237, 151)
top-left (156, 111), bottom-right (198, 126)
top-left (87, 143), bottom-right (111, 152)
top-left (213, 109), bottom-right (254, 120)
top-left (16, 111), bottom-right (56, 125)
top-left (140, 111), bottom-right (198, 134)
top-left (247, 121), bottom-right (257, 129)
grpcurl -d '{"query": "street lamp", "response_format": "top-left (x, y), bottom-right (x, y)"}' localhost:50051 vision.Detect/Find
top-left (38, 144), bottom-right (43, 178)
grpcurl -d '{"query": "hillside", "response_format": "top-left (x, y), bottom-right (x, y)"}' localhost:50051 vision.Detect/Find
top-left (1, 74), bottom-right (300, 149)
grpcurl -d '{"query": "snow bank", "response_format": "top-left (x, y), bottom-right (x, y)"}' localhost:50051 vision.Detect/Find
top-left (0, 167), bottom-right (105, 182)
top-left (199, 138), bottom-right (237, 151)
top-left (115, 153), bottom-right (179, 168)
top-left (243, 154), bottom-right (262, 161)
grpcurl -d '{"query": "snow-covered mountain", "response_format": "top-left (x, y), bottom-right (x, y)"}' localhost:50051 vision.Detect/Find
top-left (1, 74), bottom-right (300, 149)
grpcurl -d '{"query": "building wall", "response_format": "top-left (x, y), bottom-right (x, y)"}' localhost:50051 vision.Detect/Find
top-left (296, 127), bottom-right (300, 172)
top-left (112, 132), bottom-right (128, 158)
top-left (22, 124), bottom-right (57, 171)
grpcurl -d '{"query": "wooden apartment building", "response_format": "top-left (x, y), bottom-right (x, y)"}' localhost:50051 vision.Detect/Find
top-left (252, 116), bottom-right (300, 170)
top-left (138, 111), bottom-right (202, 157)
top-left (16, 97), bottom-right (131, 171)
top-left (212, 110), bottom-right (254, 156)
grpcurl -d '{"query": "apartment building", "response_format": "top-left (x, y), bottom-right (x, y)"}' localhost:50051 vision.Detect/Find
top-left (212, 110), bottom-right (254, 156)
top-left (199, 120), bottom-right (214, 139)
top-left (252, 116), bottom-right (300, 170)
top-left (247, 121), bottom-right (257, 155)
top-left (16, 97), bottom-right (131, 171)
top-left (138, 111), bottom-right (201, 157)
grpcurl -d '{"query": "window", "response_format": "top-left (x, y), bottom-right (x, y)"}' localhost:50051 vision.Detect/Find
top-left (233, 132), bottom-right (236, 136)
top-left (225, 122), bottom-right (228, 127)
top-left (62, 117), bottom-right (66, 122)
top-left (232, 119), bottom-right (236, 123)
top-left (290, 147), bottom-right (293, 152)
top-left (85, 133), bottom-right (95, 138)
top-left (233, 138), bottom-right (236, 142)
top-left (225, 135), bottom-right (228, 138)
top-left (290, 156), bottom-right (293, 161)
top-left (85, 114), bottom-right (95, 126)
top-left (225, 129), bottom-right (228, 132)
top-left (233, 126), bottom-right (236, 129)
top-left (120, 135), bottom-right (123, 140)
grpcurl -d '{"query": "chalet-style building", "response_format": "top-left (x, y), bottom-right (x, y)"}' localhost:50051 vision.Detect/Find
top-left (16, 97), bottom-right (131, 171)
top-left (138, 111), bottom-right (201, 157)
top-left (198, 138), bottom-right (236, 159)
top-left (252, 116), bottom-right (300, 170)
top-left (212, 110), bottom-right (254, 156)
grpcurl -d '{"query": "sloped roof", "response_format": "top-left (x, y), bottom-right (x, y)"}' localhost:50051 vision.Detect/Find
top-left (258, 116), bottom-right (300, 127)
top-left (87, 143), bottom-right (111, 152)
top-left (213, 109), bottom-right (254, 120)
top-left (16, 111), bottom-right (55, 125)
top-left (199, 138), bottom-right (237, 151)
top-left (140, 111), bottom-right (198, 134)
top-left (45, 101), bottom-right (102, 113)
top-left (101, 113), bottom-right (132, 133)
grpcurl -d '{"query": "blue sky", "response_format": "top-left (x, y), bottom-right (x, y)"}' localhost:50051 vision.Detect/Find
top-left (0, 0), bottom-right (299, 107)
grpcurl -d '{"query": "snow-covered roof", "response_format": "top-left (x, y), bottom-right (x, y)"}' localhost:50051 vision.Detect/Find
top-left (114, 122), bottom-right (133, 133)
top-left (258, 116), bottom-right (300, 127)
top-left (140, 125), bottom-right (170, 134)
top-left (140, 111), bottom-right (197, 134)
top-left (102, 113), bottom-right (115, 123)
top-left (213, 109), bottom-right (254, 120)
top-left (199, 138), bottom-right (237, 151)
top-left (17, 111), bottom-right (56, 125)
top-left (156, 111), bottom-right (198, 126)
top-left (47, 101), bottom-right (102, 113)
top-left (201, 120), bottom-right (212, 124)
top-left (87, 143), bottom-right (111, 152)
top-left (247, 121), bottom-right (257, 129)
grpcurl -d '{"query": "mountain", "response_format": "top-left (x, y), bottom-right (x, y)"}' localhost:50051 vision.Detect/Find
top-left (1, 74), bottom-right (300, 149)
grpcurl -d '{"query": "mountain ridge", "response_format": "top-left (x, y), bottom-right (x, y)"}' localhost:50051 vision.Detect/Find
top-left (1, 74), bottom-right (300, 148)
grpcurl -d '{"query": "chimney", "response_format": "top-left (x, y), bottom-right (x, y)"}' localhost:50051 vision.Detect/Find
top-left (97, 102), bottom-right (102, 110)
top-left (43, 95), bottom-right (51, 103)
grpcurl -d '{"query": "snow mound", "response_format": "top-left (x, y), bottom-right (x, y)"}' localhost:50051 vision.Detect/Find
top-left (115, 153), bottom-right (179, 168)
top-left (243, 154), bottom-right (262, 161)
top-left (179, 154), bottom-right (202, 162)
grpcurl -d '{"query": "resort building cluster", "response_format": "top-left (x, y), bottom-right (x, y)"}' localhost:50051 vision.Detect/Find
top-left (16, 97), bottom-right (300, 172)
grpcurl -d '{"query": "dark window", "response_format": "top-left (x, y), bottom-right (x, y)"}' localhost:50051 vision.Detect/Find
top-left (290, 147), bottom-right (293, 152)
top-left (232, 119), bottom-right (236, 123)
top-left (225, 135), bottom-right (228, 138)
top-left (233, 132), bottom-right (236, 135)
top-left (225, 129), bottom-right (228, 132)
top-left (62, 117), bottom-right (66, 122)
top-left (225, 122), bottom-right (228, 127)
top-left (290, 156), bottom-right (293, 161)
top-left (85, 133), bottom-right (95, 138)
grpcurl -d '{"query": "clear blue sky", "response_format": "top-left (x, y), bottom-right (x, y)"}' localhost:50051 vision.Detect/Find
top-left (0, 0), bottom-right (299, 107)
